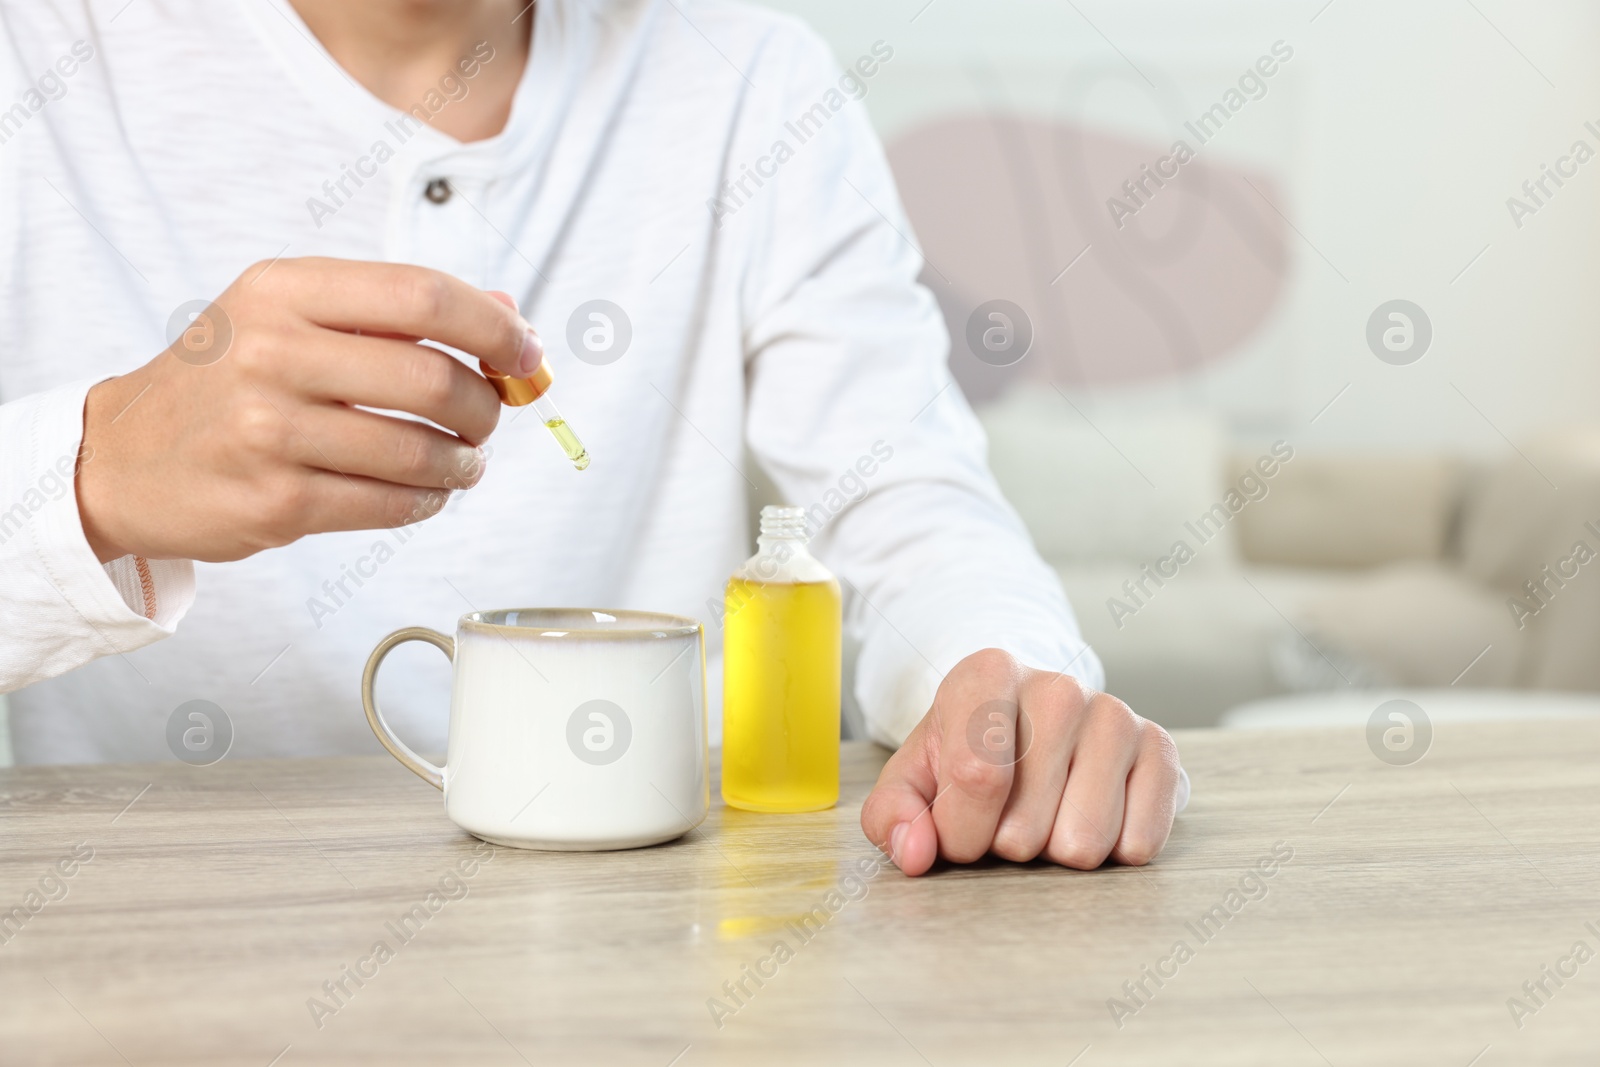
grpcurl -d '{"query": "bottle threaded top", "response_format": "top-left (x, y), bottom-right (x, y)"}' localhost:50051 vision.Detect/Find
top-left (758, 504), bottom-right (809, 541)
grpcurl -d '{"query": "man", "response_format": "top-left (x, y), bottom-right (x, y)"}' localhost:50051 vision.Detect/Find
top-left (0, 0), bottom-right (1185, 875)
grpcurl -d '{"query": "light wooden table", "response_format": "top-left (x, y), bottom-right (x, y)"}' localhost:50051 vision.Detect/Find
top-left (2, 722), bottom-right (1597, 1066)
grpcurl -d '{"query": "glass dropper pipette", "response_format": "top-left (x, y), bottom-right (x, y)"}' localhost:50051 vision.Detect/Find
top-left (479, 358), bottom-right (590, 471)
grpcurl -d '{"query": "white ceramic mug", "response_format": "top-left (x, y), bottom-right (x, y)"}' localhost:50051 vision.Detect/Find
top-left (362, 608), bottom-right (709, 850)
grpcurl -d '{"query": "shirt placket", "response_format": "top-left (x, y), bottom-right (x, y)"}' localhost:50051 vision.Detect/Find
top-left (398, 160), bottom-right (497, 292)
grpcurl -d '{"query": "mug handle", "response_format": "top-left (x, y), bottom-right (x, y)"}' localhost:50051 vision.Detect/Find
top-left (361, 626), bottom-right (454, 791)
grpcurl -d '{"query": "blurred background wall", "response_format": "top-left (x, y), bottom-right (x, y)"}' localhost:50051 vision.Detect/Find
top-left (756, 0), bottom-right (1600, 727)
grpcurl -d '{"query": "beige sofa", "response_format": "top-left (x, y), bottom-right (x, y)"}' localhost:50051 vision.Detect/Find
top-left (979, 388), bottom-right (1600, 728)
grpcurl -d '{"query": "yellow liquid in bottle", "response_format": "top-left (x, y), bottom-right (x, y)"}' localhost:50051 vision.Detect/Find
top-left (544, 418), bottom-right (590, 471)
top-left (721, 577), bottom-right (841, 812)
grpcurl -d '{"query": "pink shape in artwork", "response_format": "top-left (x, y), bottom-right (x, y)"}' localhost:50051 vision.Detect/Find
top-left (886, 115), bottom-right (1291, 404)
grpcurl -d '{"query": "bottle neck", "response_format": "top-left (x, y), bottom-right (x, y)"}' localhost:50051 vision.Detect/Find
top-left (755, 532), bottom-right (811, 559)
top-left (754, 504), bottom-right (811, 561)
top-left (740, 506), bottom-right (834, 584)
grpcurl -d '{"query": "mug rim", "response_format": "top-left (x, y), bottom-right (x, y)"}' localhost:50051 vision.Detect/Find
top-left (459, 607), bottom-right (702, 638)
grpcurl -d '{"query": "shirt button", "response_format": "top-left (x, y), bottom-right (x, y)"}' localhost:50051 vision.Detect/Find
top-left (424, 178), bottom-right (452, 204)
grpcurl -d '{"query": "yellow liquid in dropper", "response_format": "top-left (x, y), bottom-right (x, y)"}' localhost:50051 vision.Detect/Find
top-left (544, 418), bottom-right (590, 471)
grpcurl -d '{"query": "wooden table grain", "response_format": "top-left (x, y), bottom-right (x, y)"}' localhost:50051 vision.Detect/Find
top-left (2, 721), bottom-right (1598, 1066)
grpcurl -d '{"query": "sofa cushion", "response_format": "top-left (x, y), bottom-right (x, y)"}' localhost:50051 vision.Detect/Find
top-left (981, 389), bottom-right (1238, 567)
top-left (1457, 428), bottom-right (1600, 689)
top-left (1057, 563), bottom-right (1297, 728)
top-left (1231, 454), bottom-right (1458, 568)
top-left (1271, 563), bottom-right (1524, 689)
top-left (1458, 428), bottom-right (1600, 588)
top-left (1057, 560), bottom-right (1522, 728)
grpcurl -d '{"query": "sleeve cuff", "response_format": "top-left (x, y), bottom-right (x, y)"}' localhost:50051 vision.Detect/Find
top-left (12, 378), bottom-right (195, 652)
top-left (102, 555), bottom-right (195, 628)
top-left (856, 608), bottom-right (1106, 750)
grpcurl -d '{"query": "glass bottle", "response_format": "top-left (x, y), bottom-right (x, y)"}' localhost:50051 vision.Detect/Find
top-left (721, 505), bottom-right (842, 812)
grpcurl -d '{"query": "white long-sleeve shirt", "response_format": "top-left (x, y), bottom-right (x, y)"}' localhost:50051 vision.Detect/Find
top-left (0, 0), bottom-right (1099, 764)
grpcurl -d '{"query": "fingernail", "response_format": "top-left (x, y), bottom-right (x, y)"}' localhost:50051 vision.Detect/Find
top-left (519, 328), bottom-right (544, 376)
top-left (889, 823), bottom-right (908, 865)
